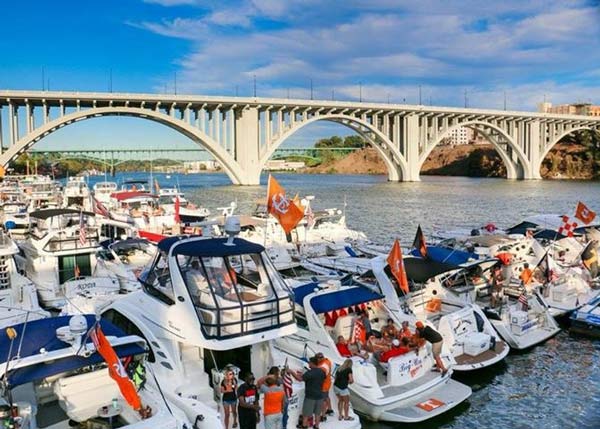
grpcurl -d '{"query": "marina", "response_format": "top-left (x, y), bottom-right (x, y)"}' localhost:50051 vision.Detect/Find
top-left (0, 171), bottom-right (598, 429)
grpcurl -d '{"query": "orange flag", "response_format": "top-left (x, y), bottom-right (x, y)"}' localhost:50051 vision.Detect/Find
top-left (91, 325), bottom-right (142, 411)
top-left (575, 201), bottom-right (596, 225)
top-left (267, 175), bottom-right (304, 234)
top-left (387, 239), bottom-right (410, 295)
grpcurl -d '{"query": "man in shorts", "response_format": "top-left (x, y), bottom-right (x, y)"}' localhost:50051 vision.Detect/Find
top-left (293, 357), bottom-right (325, 429)
top-left (415, 321), bottom-right (448, 376)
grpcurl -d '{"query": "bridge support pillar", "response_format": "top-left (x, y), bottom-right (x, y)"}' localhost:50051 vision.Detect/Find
top-left (234, 107), bottom-right (261, 185)
top-left (526, 121), bottom-right (542, 179)
top-left (403, 115), bottom-right (421, 181)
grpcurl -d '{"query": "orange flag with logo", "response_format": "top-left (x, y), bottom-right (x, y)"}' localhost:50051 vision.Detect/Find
top-left (575, 201), bottom-right (596, 225)
top-left (267, 175), bottom-right (304, 234)
top-left (387, 239), bottom-right (410, 295)
top-left (91, 325), bottom-right (142, 411)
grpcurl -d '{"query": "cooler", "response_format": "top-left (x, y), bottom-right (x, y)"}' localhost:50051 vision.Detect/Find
top-left (463, 332), bottom-right (491, 357)
top-left (510, 310), bottom-right (528, 325)
top-left (552, 285), bottom-right (575, 303)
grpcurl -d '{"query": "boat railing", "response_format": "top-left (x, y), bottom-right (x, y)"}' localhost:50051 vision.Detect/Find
top-left (194, 290), bottom-right (295, 340)
top-left (44, 230), bottom-right (99, 252)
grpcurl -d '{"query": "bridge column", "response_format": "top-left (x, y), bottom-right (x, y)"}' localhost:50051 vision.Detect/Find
top-left (8, 102), bottom-right (18, 147)
top-left (234, 107), bottom-right (261, 185)
top-left (0, 108), bottom-right (3, 153)
top-left (526, 120), bottom-right (542, 179)
top-left (403, 114), bottom-right (421, 181)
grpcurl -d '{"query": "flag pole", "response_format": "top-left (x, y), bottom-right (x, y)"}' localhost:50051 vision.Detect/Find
top-left (264, 175), bottom-right (271, 247)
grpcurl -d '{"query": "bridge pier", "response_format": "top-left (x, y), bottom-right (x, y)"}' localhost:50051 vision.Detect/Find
top-left (234, 107), bottom-right (262, 185)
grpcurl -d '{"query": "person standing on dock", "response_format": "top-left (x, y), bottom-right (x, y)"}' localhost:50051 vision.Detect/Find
top-left (415, 321), bottom-right (448, 376)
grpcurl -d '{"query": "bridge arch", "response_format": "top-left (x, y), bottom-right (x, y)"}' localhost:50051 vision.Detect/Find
top-left (261, 114), bottom-right (409, 181)
top-left (537, 125), bottom-right (600, 178)
top-left (0, 107), bottom-right (246, 184)
top-left (419, 120), bottom-right (530, 180)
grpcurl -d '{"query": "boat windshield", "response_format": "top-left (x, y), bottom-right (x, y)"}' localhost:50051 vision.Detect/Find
top-left (177, 252), bottom-right (294, 339)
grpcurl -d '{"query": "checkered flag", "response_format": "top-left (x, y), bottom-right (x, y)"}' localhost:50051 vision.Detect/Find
top-left (557, 215), bottom-right (577, 238)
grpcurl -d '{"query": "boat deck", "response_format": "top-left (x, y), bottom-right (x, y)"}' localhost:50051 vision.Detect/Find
top-left (380, 369), bottom-right (441, 397)
top-left (455, 340), bottom-right (507, 366)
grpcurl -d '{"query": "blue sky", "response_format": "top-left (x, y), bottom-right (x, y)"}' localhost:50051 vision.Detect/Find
top-left (1, 0), bottom-right (599, 152)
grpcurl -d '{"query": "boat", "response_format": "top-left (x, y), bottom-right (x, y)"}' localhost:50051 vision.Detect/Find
top-left (353, 256), bottom-right (509, 371)
top-left (0, 314), bottom-right (187, 429)
top-left (442, 259), bottom-right (561, 349)
top-left (570, 295), bottom-right (600, 337)
top-left (93, 181), bottom-right (118, 204)
top-left (276, 279), bottom-right (472, 423)
top-left (101, 226), bottom-right (360, 429)
top-left (14, 208), bottom-right (121, 312)
top-left (0, 231), bottom-right (50, 328)
top-left (99, 238), bottom-right (156, 291)
top-left (63, 176), bottom-right (92, 211)
top-left (158, 187), bottom-right (210, 223)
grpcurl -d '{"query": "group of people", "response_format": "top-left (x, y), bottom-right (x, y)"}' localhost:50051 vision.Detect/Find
top-left (220, 366), bottom-right (287, 429)
top-left (335, 317), bottom-right (448, 375)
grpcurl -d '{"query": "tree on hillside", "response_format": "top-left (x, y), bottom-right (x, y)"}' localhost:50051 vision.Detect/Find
top-left (343, 135), bottom-right (367, 148)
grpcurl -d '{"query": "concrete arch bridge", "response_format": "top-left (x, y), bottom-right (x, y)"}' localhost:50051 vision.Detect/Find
top-left (0, 90), bottom-right (598, 185)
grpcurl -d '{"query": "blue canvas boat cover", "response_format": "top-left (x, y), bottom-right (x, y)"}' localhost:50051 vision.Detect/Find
top-left (1, 315), bottom-right (146, 387)
top-left (158, 236), bottom-right (265, 257)
top-left (411, 245), bottom-right (479, 266)
top-left (293, 283), bottom-right (383, 314)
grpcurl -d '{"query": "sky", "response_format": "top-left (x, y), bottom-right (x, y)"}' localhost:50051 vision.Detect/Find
top-left (0, 0), bottom-right (599, 152)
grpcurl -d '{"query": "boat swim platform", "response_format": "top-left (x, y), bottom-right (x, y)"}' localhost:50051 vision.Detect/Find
top-left (454, 341), bottom-right (507, 367)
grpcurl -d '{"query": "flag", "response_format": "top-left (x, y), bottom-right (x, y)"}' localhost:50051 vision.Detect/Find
top-left (174, 195), bottom-right (181, 224)
top-left (581, 240), bottom-right (599, 278)
top-left (351, 319), bottom-right (366, 344)
top-left (412, 225), bottom-right (428, 258)
top-left (387, 239), bottom-right (410, 294)
top-left (558, 215), bottom-right (577, 238)
top-left (79, 211), bottom-right (87, 245)
top-left (518, 291), bottom-right (529, 311)
top-left (74, 265), bottom-right (81, 279)
top-left (266, 175), bottom-right (304, 234)
top-left (154, 179), bottom-right (160, 194)
top-left (92, 196), bottom-right (112, 219)
top-left (575, 201), bottom-right (596, 225)
top-left (282, 366), bottom-right (293, 399)
top-left (90, 325), bottom-right (142, 411)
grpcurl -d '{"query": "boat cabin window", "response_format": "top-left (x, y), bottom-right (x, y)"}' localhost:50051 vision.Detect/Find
top-left (141, 251), bottom-right (175, 305)
top-left (176, 250), bottom-right (294, 339)
top-left (58, 255), bottom-right (92, 283)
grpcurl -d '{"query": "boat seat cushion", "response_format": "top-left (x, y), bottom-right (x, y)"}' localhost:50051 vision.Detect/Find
top-left (332, 315), bottom-right (355, 341)
top-left (54, 368), bottom-right (120, 422)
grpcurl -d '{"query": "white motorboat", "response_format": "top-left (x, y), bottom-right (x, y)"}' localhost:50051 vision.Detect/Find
top-left (158, 187), bottom-right (210, 223)
top-left (276, 279), bottom-right (472, 423)
top-left (93, 181), bottom-right (118, 204)
top-left (63, 176), bottom-right (92, 211)
top-left (99, 238), bottom-right (156, 292)
top-left (354, 256), bottom-right (509, 371)
top-left (102, 231), bottom-right (360, 429)
top-left (0, 314), bottom-right (188, 429)
top-left (0, 232), bottom-right (50, 328)
top-left (442, 260), bottom-right (561, 350)
top-left (14, 208), bottom-right (120, 312)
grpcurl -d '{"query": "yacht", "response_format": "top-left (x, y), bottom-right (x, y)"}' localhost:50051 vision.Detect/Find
top-left (93, 181), bottom-right (118, 204)
top-left (0, 314), bottom-right (187, 429)
top-left (158, 187), bottom-right (210, 223)
top-left (0, 232), bottom-right (49, 328)
top-left (275, 279), bottom-right (472, 423)
top-left (353, 256), bottom-right (509, 371)
top-left (14, 209), bottom-right (120, 312)
top-left (442, 259), bottom-right (561, 349)
top-left (63, 176), bottom-right (92, 211)
top-left (101, 230), bottom-right (360, 429)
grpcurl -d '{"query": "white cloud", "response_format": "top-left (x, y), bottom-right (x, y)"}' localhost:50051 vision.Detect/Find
top-left (133, 0), bottom-right (600, 109)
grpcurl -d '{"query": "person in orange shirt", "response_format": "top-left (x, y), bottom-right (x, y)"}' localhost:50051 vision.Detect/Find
top-left (259, 376), bottom-right (285, 429)
top-left (315, 353), bottom-right (334, 422)
top-left (398, 321), bottom-right (412, 338)
top-left (520, 263), bottom-right (533, 285)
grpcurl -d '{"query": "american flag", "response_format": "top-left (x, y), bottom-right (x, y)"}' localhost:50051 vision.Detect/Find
top-left (282, 366), bottom-right (293, 398)
top-left (79, 211), bottom-right (87, 246)
top-left (518, 291), bottom-right (529, 310)
top-left (352, 318), bottom-right (365, 343)
top-left (305, 204), bottom-right (315, 229)
top-left (92, 196), bottom-right (111, 219)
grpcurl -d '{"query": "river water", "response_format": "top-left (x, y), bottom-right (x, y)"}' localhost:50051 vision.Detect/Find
top-left (90, 172), bottom-right (600, 429)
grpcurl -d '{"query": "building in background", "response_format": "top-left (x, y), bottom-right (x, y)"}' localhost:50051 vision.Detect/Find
top-left (538, 102), bottom-right (600, 117)
top-left (441, 127), bottom-right (474, 146)
top-left (183, 160), bottom-right (220, 172)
